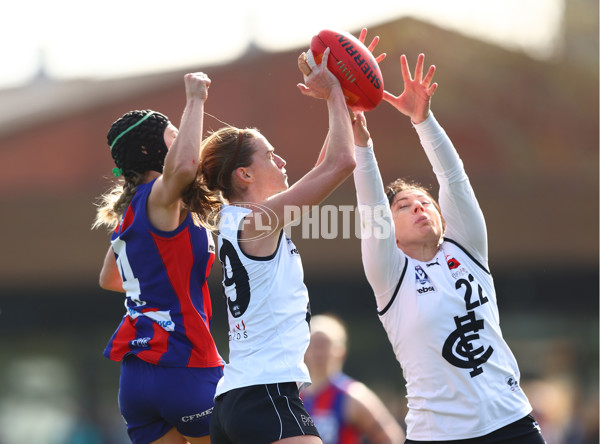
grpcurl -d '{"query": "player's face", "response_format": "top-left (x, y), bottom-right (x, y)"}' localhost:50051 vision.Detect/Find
top-left (304, 331), bottom-right (334, 374)
top-left (391, 190), bottom-right (443, 250)
top-left (163, 123), bottom-right (178, 149)
top-left (247, 135), bottom-right (288, 197)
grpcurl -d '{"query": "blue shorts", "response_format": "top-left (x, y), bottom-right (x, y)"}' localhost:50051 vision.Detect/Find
top-left (119, 354), bottom-right (223, 443)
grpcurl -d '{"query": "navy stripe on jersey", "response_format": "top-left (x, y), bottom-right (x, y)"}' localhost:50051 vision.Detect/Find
top-left (238, 227), bottom-right (284, 262)
top-left (379, 259), bottom-right (408, 316)
top-left (103, 179), bottom-right (222, 368)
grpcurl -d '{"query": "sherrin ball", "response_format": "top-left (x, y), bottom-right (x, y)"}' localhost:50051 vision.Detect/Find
top-left (306, 29), bottom-right (384, 111)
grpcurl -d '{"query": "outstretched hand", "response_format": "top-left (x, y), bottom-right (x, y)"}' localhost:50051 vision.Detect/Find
top-left (357, 28), bottom-right (386, 64)
top-left (297, 47), bottom-right (341, 100)
top-left (383, 54), bottom-right (437, 124)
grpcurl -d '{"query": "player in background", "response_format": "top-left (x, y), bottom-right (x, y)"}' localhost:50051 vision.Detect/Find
top-left (351, 48), bottom-right (546, 443)
top-left (301, 314), bottom-right (405, 444)
top-left (93, 72), bottom-right (223, 444)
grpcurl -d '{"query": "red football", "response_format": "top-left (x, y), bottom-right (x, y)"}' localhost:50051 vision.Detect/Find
top-left (307, 29), bottom-right (384, 112)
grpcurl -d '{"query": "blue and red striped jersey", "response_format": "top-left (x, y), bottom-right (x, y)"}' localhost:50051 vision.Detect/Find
top-left (301, 373), bottom-right (361, 444)
top-left (103, 179), bottom-right (223, 368)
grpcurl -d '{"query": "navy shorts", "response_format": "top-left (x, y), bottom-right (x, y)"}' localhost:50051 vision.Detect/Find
top-left (119, 354), bottom-right (223, 443)
top-left (405, 414), bottom-right (546, 444)
top-left (210, 382), bottom-right (320, 444)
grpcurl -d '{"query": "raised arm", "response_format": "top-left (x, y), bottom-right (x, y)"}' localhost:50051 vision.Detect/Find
top-left (352, 112), bottom-right (405, 308)
top-left (240, 48), bottom-right (355, 255)
top-left (147, 72), bottom-right (211, 231)
top-left (384, 54), bottom-right (487, 260)
top-left (296, 47), bottom-right (355, 178)
top-left (345, 380), bottom-right (406, 444)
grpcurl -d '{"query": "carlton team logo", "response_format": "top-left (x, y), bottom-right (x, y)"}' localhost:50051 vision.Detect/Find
top-left (442, 311), bottom-right (494, 377)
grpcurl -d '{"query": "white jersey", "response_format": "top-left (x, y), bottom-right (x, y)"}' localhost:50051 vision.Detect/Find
top-left (354, 113), bottom-right (532, 440)
top-left (214, 204), bottom-right (312, 398)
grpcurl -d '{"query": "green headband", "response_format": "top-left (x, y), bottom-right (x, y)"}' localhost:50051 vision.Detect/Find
top-left (109, 111), bottom-right (156, 150)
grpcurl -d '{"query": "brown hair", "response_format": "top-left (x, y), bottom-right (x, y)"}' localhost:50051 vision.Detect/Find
top-left (92, 173), bottom-right (223, 232)
top-left (182, 177), bottom-right (224, 228)
top-left (92, 173), bottom-right (144, 231)
top-left (200, 127), bottom-right (260, 201)
top-left (385, 178), bottom-right (446, 232)
top-left (92, 175), bottom-right (223, 232)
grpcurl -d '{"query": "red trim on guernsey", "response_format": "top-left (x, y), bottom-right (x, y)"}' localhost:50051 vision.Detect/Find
top-left (339, 427), bottom-right (360, 444)
top-left (152, 228), bottom-right (221, 367)
top-left (202, 253), bottom-right (216, 327)
top-left (109, 317), bottom-right (138, 361)
top-left (137, 322), bottom-right (170, 364)
top-left (117, 205), bottom-right (135, 234)
top-left (315, 385), bottom-right (337, 410)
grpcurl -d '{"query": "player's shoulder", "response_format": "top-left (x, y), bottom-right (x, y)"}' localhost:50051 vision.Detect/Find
top-left (442, 238), bottom-right (490, 276)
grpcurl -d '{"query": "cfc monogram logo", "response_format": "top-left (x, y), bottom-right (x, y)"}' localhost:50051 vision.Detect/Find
top-left (442, 311), bottom-right (494, 377)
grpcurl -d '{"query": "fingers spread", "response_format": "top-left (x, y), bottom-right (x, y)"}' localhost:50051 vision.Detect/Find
top-left (359, 28), bottom-right (367, 44)
top-left (366, 35), bottom-right (380, 53)
top-left (414, 53), bottom-right (425, 82)
top-left (423, 65), bottom-right (436, 87)
top-left (382, 90), bottom-right (397, 103)
top-left (400, 54), bottom-right (412, 82)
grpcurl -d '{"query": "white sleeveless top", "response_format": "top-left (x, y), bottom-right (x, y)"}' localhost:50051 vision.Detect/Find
top-left (214, 204), bottom-right (311, 398)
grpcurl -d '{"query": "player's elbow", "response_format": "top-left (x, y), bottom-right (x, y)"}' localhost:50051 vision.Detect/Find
top-left (99, 276), bottom-right (109, 290)
top-left (343, 154), bottom-right (357, 172)
top-left (99, 270), bottom-right (122, 292)
top-left (99, 272), bottom-right (111, 290)
top-left (168, 160), bottom-right (199, 184)
top-left (320, 154), bottom-right (355, 185)
top-left (334, 154), bottom-right (356, 177)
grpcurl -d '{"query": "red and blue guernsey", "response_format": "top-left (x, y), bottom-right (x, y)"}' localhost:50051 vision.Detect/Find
top-left (301, 373), bottom-right (361, 444)
top-left (104, 179), bottom-right (223, 368)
